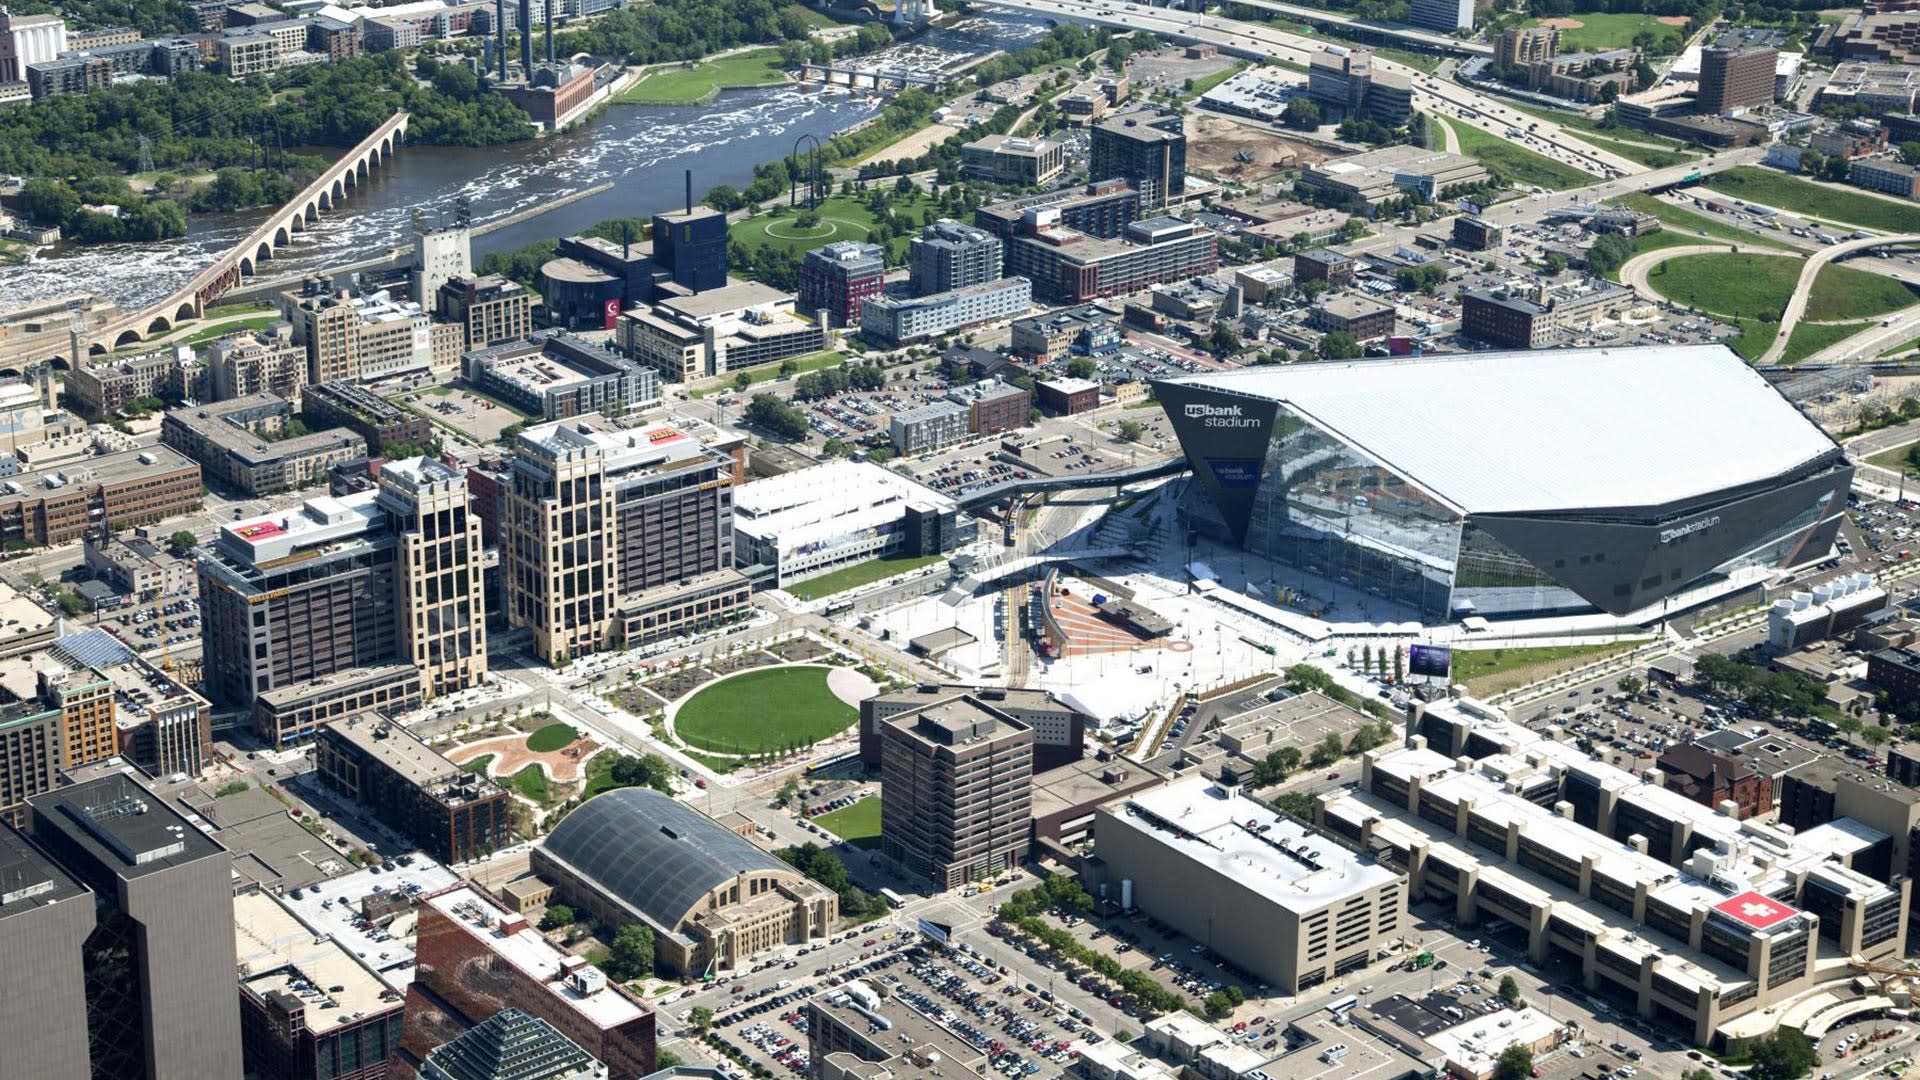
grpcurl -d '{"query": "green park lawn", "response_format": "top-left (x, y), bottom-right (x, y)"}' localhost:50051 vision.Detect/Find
top-left (784, 554), bottom-right (945, 602)
top-left (1612, 193), bottom-right (1794, 251)
top-left (1707, 167), bottom-right (1920, 233)
top-left (1522, 13), bottom-right (1686, 52)
top-left (461, 753), bottom-right (495, 775)
top-left (1452, 642), bottom-right (1636, 695)
top-left (1805, 265), bottom-right (1920, 323)
top-left (691, 350), bottom-right (846, 398)
top-left (1446, 119), bottom-right (1593, 191)
top-left (1644, 251), bottom-right (1801, 321)
top-left (525, 721), bottom-right (579, 753)
top-left (674, 666), bottom-right (856, 755)
top-left (730, 193), bottom-right (930, 263)
top-left (815, 796), bottom-right (882, 849)
top-left (619, 48), bottom-right (789, 105)
top-left (506, 765), bottom-right (552, 802)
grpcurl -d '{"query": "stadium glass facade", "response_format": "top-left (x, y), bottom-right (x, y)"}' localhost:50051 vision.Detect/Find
top-left (1156, 376), bottom-right (1853, 624)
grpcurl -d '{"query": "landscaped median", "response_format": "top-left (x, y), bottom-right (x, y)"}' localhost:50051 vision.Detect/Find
top-left (1639, 249), bottom-right (1920, 361)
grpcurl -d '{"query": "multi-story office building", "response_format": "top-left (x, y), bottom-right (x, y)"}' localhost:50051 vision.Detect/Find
top-left (252, 663), bottom-right (423, 753)
top-left (1460, 284), bottom-right (1628, 349)
top-left (861, 278), bottom-right (1033, 346)
top-left (859, 683), bottom-right (1084, 769)
top-left (55, 627), bottom-right (211, 780)
top-left (1849, 158), bottom-right (1920, 200)
top-left (0, 640), bottom-right (114, 787)
top-left (234, 890), bottom-right (403, 1080)
top-left (303, 380), bottom-right (435, 456)
top-left (0, 446), bottom-right (201, 547)
top-left (207, 323), bottom-right (307, 402)
top-left (798, 241), bottom-right (886, 327)
top-left (25, 771), bottom-right (244, 1080)
top-left (1497, 25), bottom-right (1560, 67)
top-left (198, 458), bottom-right (487, 742)
top-left (650, 205), bottom-right (728, 294)
top-left (0, 696), bottom-right (60, 824)
top-left (733, 460), bottom-right (970, 588)
top-left (84, 531), bottom-right (195, 600)
top-left (889, 400), bottom-right (971, 456)
top-left (1369, 69), bottom-right (1415, 126)
top-left (961, 133), bottom-right (1067, 186)
top-left (1004, 216), bottom-right (1217, 304)
top-left (879, 693), bottom-right (1034, 890)
top-left (1308, 46), bottom-right (1372, 115)
top-left (403, 883), bottom-right (657, 1080)
top-left (619, 282), bottom-right (830, 382)
top-left (437, 274), bottom-right (533, 350)
top-left (1698, 45), bottom-right (1777, 113)
top-left (500, 416), bottom-right (746, 665)
top-left (1010, 304), bottom-right (1117, 362)
top-left (420, 1009), bottom-right (607, 1080)
top-left (162, 393), bottom-right (366, 496)
top-left (1299, 145), bottom-right (1488, 213)
top-left (974, 179), bottom-right (1143, 245)
top-left (909, 221), bottom-right (1005, 297)
top-left (1409, 0), bottom-right (1472, 32)
top-left (316, 713), bottom-right (511, 863)
top-left (1088, 774), bottom-right (1405, 994)
top-left (1309, 295), bottom-right (1395, 340)
top-left (284, 285), bottom-right (463, 383)
top-left (464, 333), bottom-right (659, 421)
top-left (1089, 111), bottom-right (1186, 207)
top-left (0, 823), bottom-right (93, 1080)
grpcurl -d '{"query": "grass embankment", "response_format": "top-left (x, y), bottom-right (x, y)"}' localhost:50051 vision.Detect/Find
top-left (1447, 118), bottom-right (1594, 190)
top-left (1707, 166), bottom-right (1920, 233)
top-left (1182, 62), bottom-right (1248, 100)
top-left (1453, 641), bottom-right (1638, 696)
top-left (784, 553), bottom-right (945, 601)
top-left (1522, 12), bottom-right (1685, 51)
top-left (675, 667), bottom-right (856, 754)
top-left (691, 350), bottom-right (847, 398)
top-left (618, 48), bottom-right (789, 105)
top-left (729, 192), bottom-right (931, 263)
top-left (1612, 193), bottom-right (1795, 251)
top-left (1781, 320), bottom-right (1875, 364)
top-left (1806, 265), bottom-right (1920, 322)
top-left (1643, 251), bottom-right (1801, 320)
top-left (1577, 132), bottom-right (1693, 169)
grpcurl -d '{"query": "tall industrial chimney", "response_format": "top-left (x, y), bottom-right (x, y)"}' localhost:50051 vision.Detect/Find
top-left (685, 169), bottom-right (692, 215)
top-left (545, 1), bottom-right (554, 65)
top-left (495, 0), bottom-right (506, 79)
top-left (518, 0), bottom-right (531, 76)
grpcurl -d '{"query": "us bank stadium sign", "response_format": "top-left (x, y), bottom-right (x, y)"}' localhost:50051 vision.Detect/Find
top-left (1660, 515), bottom-right (1721, 544)
top-left (1184, 403), bottom-right (1263, 429)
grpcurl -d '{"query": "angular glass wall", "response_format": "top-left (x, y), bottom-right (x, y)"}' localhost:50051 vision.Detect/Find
top-left (1453, 523), bottom-right (1593, 620)
top-left (1243, 404), bottom-right (1460, 622)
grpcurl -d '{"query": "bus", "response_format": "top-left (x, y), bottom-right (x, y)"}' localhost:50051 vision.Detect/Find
top-left (1326, 996), bottom-right (1359, 1017)
top-left (880, 887), bottom-right (907, 910)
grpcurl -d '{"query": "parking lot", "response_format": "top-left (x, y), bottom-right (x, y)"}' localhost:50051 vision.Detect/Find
top-left (392, 383), bottom-right (527, 444)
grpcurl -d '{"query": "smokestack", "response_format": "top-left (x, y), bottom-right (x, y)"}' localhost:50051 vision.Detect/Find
top-left (518, 0), bottom-right (531, 76)
top-left (545, 0), bottom-right (554, 65)
top-left (685, 169), bottom-right (692, 215)
top-left (495, 0), bottom-right (506, 80)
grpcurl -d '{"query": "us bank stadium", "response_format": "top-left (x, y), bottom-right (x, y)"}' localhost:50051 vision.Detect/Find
top-left (1153, 345), bottom-right (1852, 625)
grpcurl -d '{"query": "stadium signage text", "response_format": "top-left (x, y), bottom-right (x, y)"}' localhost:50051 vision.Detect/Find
top-left (1184, 403), bottom-right (1263, 429)
top-left (1660, 515), bottom-right (1721, 544)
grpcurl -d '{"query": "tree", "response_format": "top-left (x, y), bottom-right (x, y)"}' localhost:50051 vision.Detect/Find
top-left (744, 393), bottom-right (808, 441)
top-left (1282, 98), bottom-right (1321, 131)
top-left (604, 924), bottom-right (655, 981)
top-left (1616, 674), bottom-right (1643, 698)
top-left (1318, 332), bottom-right (1362, 360)
top-left (1065, 357), bottom-right (1096, 379)
top-left (1117, 419), bottom-right (1145, 442)
top-left (1494, 1045), bottom-right (1533, 1080)
top-left (1497, 974), bottom-right (1520, 1004)
top-left (1203, 990), bottom-right (1236, 1018)
top-left (1587, 233), bottom-right (1633, 280)
top-left (1541, 251), bottom-right (1568, 276)
top-left (1308, 732), bottom-right (1345, 768)
top-left (1208, 321), bottom-right (1241, 356)
top-left (1749, 1027), bottom-right (1818, 1080)
top-left (690, 1005), bottom-right (715, 1032)
top-left (540, 904), bottom-right (576, 930)
top-left (1902, 141), bottom-right (1920, 167)
top-left (167, 530), bottom-right (199, 555)
top-left (732, 372), bottom-right (752, 391)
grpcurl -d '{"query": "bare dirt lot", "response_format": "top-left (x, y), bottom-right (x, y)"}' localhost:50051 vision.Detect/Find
top-left (1186, 114), bottom-right (1326, 181)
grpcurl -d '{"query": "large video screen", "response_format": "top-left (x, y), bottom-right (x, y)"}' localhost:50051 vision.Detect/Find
top-left (1408, 644), bottom-right (1451, 679)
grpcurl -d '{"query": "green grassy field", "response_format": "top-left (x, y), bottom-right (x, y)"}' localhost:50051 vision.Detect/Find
top-left (1707, 167), bottom-right (1920, 233)
top-left (460, 753), bottom-right (495, 775)
top-left (785, 554), bottom-right (945, 601)
top-left (506, 765), bottom-right (552, 802)
top-left (1508, 103), bottom-right (1690, 150)
top-left (1447, 119), bottom-right (1593, 190)
top-left (1869, 443), bottom-right (1920, 476)
top-left (1883, 334), bottom-right (1920, 359)
top-left (619, 48), bottom-right (788, 104)
top-left (691, 350), bottom-right (846, 398)
top-left (171, 314), bottom-right (279, 348)
top-left (1724, 316), bottom-right (1781, 362)
top-left (1523, 13), bottom-right (1686, 52)
top-left (1612, 193), bottom-right (1795, 250)
top-left (1781, 320), bottom-right (1873, 365)
top-left (1182, 61), bottom-right (1247, 100)
top-left (675, 666), bottom-right (856, 754)
top-left (815, 796), bottom-right (882, 849)
top-left (1644, 251), bottom-right (1801, 320)
top-left (526, 722), bottom-right (578, 753)
top-left (1806, 265), bottom-right (1920, 322)
top-left (1452, 641), bottom-right (1637, 695)
top-left (730, 192), bottom-right (929, 263)
top-left (1577, 132), bottom-right (1693, 169)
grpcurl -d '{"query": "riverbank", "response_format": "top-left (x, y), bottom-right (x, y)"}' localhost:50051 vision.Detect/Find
top-left (618, 48), bottom-right (793, 105)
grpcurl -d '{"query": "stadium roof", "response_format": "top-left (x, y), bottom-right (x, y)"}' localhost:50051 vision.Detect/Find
top-left (539, 788), bottom-right (794, 929)
top-left (1156, 346), bottom-right (1840, 514)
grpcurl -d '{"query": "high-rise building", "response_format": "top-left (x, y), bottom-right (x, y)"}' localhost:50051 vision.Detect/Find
top-left (879, 693), bottom-right (1033, 891)
top-left (1408, 0), bottom-right (1472, 32)
top-left (197, 458), bottom-right (487, 744)
top-left (0, 824), bottom-right (93, 1080)
top-left (437, 274), bottom-right (533, 351)
top-left (1496, 25), bottom-right (1560, 68)
top-left (207, 323), bottom-right (307, 402)
top-left (26, 771), bottom-right (244, 1080)
top-left (1088, 110), bottom-right (1186, 207)
top-left (234, 890), bottom-right (404, 1080)
top-left (500, 416), bottom-right (747, 666)
top-left (1699, 45), bottom-right (1778, 113)
top-left (1307, 46), bottom-right (1372, 116)
top-left (908, 220), bottom-right (1004, 296)
top-left (798, 241), bottom-right (886, 327)
top-left (650, 206), bottom-right (728, 294)
top-left (421, 1008), bottom-right (607, 1080)
top-left (412, 217), bottom-right (474, 304)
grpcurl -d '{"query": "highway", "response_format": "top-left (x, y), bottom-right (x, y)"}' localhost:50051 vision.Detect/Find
top-left (1802, 304), bottom-right (1920, 364)
top-left (1213, 0), bottom-right (1491, 57)
top-left (979, 0), bottom-right (1648, 176)
top-left (1756, 232), bottom-right (1920, 365)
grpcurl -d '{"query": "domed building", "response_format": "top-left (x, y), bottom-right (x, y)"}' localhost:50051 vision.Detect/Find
top-left (534, 788), bottom-right (837, 976)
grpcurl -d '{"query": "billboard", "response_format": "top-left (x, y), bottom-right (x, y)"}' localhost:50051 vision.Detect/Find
top-left (1408, 644), bottom-right (1451, 678)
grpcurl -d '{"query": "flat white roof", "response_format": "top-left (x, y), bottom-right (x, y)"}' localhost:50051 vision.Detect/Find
top-left (1158, 346), bottom-right (1840, 514)
top-left (1428, 1006), bottom-right (1562, 1077)
top-left (234, 892), bottom-right (398, 1023)
top-left (1106, 776), bottom-right (1401, 913)
top-left (733, 460), bottom-right (955, 552)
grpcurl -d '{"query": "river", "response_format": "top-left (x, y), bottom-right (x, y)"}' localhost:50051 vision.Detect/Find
top-left (0, 12), bottom-right (1052, 313)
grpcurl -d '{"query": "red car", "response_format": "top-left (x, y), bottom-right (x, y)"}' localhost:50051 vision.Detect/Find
top-left (1327, 772), bottom-right (1341, 780)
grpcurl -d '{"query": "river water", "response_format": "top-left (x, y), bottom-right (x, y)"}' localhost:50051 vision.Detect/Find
top-left (0, 12), bottom-right (1051, 313)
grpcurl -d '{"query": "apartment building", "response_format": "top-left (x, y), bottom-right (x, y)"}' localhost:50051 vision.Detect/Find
top-left (302, 380), bottom-right (435, 455)
top-left (198, 458), bottom-right (486, 743)
top-left (974, 179), bottom-right (1143, 246)
top-left (1849, 158), bottom-right (1920, 199)
top-left (889, 400), bottom-right (971, 456)
top-left (66, 349), bottom-right (196, 420)
top-left (1004, 217), bottom-right (1217, 305)
top-left (1089, 110), bottom-right (1187, 207)
top-left (1699, 45), bottom-right (1778, 113)
top-left (909, 220), bottom-right (1005, 297)
top-left (861, 277), bottom-right (1033, 347)
top-left (437, 273), bottom-right (534, 351)
top-left (879, 694), bottom-right (1034, 890)
top-left (316, 713), bottom-right (510, 863)
top-left (799, 241), bottom-right (886, 327)
top-left (464, 332), bottom-right (660, 420)
top-left (500, 416), bottom-right (745, 666)
top-left (207, 323), bottom-right (307, 402)
top-left (284, 286), bottom-right (463, 383)
top-left (162, 393), bottom-right (366, 496)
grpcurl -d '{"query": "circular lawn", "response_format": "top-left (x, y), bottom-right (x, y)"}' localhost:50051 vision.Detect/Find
top-left (525, 721), bottom-right (579, 753)
top-left (674, 666), bottom-right (856, 755)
